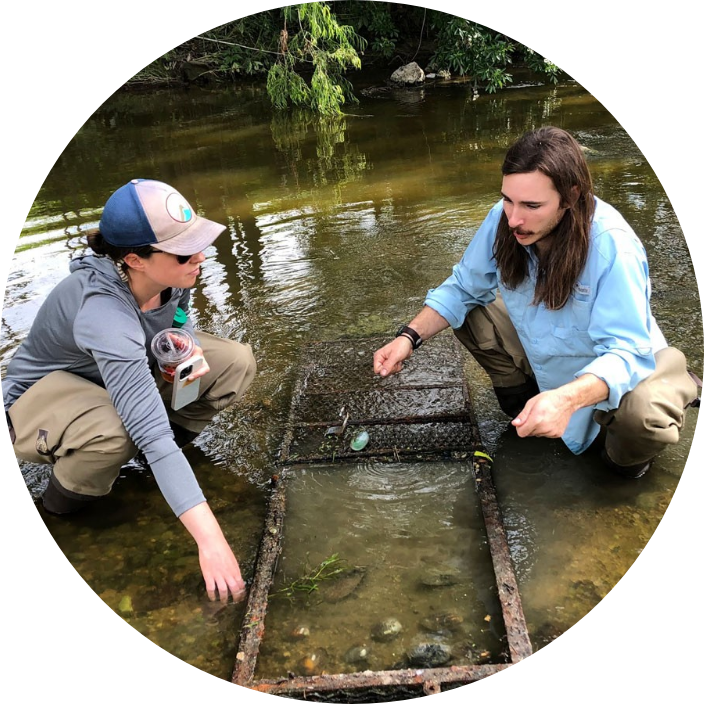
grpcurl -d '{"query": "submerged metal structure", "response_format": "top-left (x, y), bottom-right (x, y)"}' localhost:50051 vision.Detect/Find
top-left (232, 334), bottom-right (532, 699)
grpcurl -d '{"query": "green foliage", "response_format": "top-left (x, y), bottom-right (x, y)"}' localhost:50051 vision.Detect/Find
top-left (267, 3), bottom-right (366, 115)
top-left (130, 50), bottom-right (181, 85)
top-left (521, 47), bottom-right (562, 84)
top-left (132, 2), bottom-right (563, 101)
top-left (343, 1), bottom-right (400, 59)
top-left (267, 63), bottom-right (312, 109)
top-left (427, 11), bottom-right (561, 93)
top-left (210, 12), bottom-right (281, 76)
top-left (428, 13), bottom-right (515, 93)
top-left (218, 46), bottom-right (267, 76)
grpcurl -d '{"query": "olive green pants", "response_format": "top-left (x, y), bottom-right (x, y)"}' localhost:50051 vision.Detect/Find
top-left (453, 298), bottom-right (698, 466)
top-left (8, 332), bottom-right (256, 497)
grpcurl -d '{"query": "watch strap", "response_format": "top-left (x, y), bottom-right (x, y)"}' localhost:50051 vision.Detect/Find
top-left (396, 325), bottom-right (422, 350)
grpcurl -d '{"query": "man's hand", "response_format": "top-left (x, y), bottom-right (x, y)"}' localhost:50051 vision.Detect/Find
top-left (511, 373), bottom-right (609, 439)
top-left (373, 307), bottom-right (451, 378)
top-left (179, 502), bottom-right (246, 603)
top-left (373, 337), bottom-right (413, 378)
top-left (511, 390), bottom-right (573, 438)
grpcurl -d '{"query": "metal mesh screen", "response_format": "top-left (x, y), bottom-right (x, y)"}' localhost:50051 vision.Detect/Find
top-left (280, 334), bottom-right (482, 464)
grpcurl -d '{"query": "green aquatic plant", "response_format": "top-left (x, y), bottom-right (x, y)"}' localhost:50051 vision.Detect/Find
top-left (271, 553), bottom-right (348, 600)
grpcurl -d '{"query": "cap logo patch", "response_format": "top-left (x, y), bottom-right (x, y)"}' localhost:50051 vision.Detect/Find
top-left (165, 193), bottom-right (193, 223)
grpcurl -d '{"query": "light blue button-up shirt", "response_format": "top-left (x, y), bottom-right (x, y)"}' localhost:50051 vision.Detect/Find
top-left (425, 197), bottom-right (667, 454)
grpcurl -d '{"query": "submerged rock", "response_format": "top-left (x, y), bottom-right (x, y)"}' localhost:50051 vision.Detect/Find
top-left (117, 594), bottom-right (134, 616)
top-left (419, 611), bottom-right (464, 636)
top-left (407, 642), bottom-right (453, 668)
top-left (419, 568), bottom-right (463, 587)
top-left (463, 645), bottom-right (492, 664)
top-left (371, 617), bottom-right (403, 642)
top-left (321, 566), bottom-right (366, 602)
top-left (344, 644), bottom-right (371, 664)
top-left (298, 648), bottom-right (327, 676)
top-left (289, 625), bottom-right (311, 640)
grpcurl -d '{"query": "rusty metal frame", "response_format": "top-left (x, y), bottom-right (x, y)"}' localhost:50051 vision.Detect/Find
top-left (232, 336), bottom-right (532, 697)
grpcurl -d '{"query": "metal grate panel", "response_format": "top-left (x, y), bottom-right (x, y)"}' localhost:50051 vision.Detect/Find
top-left (232, 334), bottom-right (532, 698)
top-left (279, 335), bottom-right (481, 464)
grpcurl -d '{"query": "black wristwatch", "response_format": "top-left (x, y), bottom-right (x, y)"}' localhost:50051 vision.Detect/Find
top-left (396, 325), bottom-right (423, 350)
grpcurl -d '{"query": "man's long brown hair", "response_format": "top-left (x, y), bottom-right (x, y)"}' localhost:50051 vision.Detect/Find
top-left (493, 127), bottom-right (595, 310)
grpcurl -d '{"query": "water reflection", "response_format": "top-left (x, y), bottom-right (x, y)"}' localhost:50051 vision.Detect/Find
top-left (270, 112), bottom-right (371, 204)
top-left (3, 76), bottom-right (700, 680)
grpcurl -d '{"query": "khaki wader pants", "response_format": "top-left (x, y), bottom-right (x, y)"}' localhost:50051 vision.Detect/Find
top-left (8, 332), bottom-right (256, 498)
top-left (453, 297), bottom-right (698, 466)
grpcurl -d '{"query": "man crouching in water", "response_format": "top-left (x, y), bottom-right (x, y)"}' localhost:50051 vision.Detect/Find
top-left (374, 126), bottom-right (699, 477)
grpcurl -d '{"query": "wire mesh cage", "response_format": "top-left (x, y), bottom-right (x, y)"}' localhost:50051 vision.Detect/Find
top-left (232, 334), bottom-right (531, 699)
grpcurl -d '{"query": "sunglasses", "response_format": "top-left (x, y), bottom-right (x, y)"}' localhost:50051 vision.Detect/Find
top-left (149, 249), bottom-right (195, 265)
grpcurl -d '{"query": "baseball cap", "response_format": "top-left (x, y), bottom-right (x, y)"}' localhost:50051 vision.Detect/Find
top-left (99, 179), bottom-right (226, 255)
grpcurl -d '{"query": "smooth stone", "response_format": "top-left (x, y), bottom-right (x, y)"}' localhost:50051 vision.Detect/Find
top-left (344, 644), bottom-right (371, 664)
top-left (298, 648), bottom-right (327, 676)
top-left (419, 568), bottom-right (463, 587)
top-left (371, 617), bottom-right (403, 642)
top-left (407, 642), bottom-right (453, 668)
top-left (419, 611), bottom-right (464, 635)
top-left (289, 625), bottom-right (310, 640)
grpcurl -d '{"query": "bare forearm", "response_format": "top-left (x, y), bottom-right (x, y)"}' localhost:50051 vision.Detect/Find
top-left (558, 373), bottom-right (609, 413)
top-left (179, 501), bottom-right (224, 545)
top-left (406, 306), bottom-right (451, 342)
top-left (374, 307), bottom-right (451, 378)
top-left (512, 373), bottom-right (609, 439)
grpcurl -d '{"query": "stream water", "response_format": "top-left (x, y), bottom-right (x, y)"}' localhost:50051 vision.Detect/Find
top-left (2, 73), bottom-right (701, 686)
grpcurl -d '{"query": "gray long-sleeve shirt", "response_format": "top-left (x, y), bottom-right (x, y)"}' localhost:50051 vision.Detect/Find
top-left (3, 255), bottom-right (205, 516)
